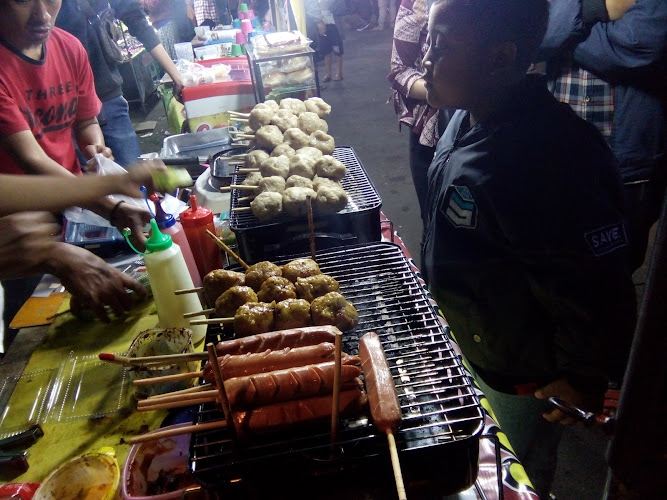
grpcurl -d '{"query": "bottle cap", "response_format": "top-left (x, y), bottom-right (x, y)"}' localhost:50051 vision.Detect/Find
top-left (180, 195), bottom-right (214, 227)
top-left (151, 195), bottom-right (176, 229)
top-left (145, 219), bottom-right (173, 253)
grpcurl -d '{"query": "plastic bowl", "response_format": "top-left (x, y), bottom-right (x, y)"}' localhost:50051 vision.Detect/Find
top-left (121, 423), bottom-right (198, 499)
top-left (33, 448), bottom-right (119, 500)
top-left (127, 328), bottom-right (199, 399)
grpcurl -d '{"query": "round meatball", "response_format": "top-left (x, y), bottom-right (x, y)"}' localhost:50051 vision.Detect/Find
top-left (250, 191), bottom-right (283, 221)
top-left (310, 292), bottom-right (359, 332)
top-left (245, 261), bottom-right (283, 291)
top-left (312, 176), bottom-right (342, 191)
top-left (259, 155), bottom-right (290, 179)
top-left (279, 97), bottom-right (306, 115)
top-left (257, 276), bottom-right (297, 303)
top-left (285, 175), bottom-right (314, 189)
top-left (248, 106), bottom-right (274, 131)
top-left (257, 175), bottom-right (286, 194)
top-left (298, 112), bottom-right (328, 135)
top-left (202, 269), bottom-right (246, 307)
top-left (283, 128), bottom-right (311, 150)
top-left (295, 146), bottom-right (323, 161)
top-left (310, 130), bottom-right (336, 155)
top-left (282, 258), bottom-right (322, 283)
top-left (234, 301), bottom-right (275, 337)
top-left (295, 274), bottom-right (340, 302)
top-left (244, 150), bottom-right (270, 169)
top-left (241, 171), bottom-right (263, 186)
top-left (214, 285), bottom-right (258, 318)
top-left (282, 187), bottom-right (317, 217)
top-left (315, 155), bottom-right (346, 180)
top-left (270, 109), bottom-right (298, 132)
top-left (315, 183), bottom-right (348, 213)
top-left (255, 125), bottom-right (284, 151)
top-left (288, 154), bottom-right (317, 179)
top-left (262, 99), bottom-right (280, 112)
top-left (271, 143), bottom-right (296, 158)
top-left (304, 97), bottom-right (331, 117)
top-left (274, 298), bottom-right (312, 330)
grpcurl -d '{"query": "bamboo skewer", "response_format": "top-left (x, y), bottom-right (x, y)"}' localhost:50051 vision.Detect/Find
top-left (175, 286), bottom-right (203, 295)
top-left (237, 168), bottom-right (260, 174)
top-left (137, 394), bottom-right (217, 411)
top-left (183, 308), bottom-right (214, 318)
top-left (141, 389), bottom-right (219, 406)
top-left (145, 383), bottom-right (213, 398)
top-left (228, 110), bottom-right (249, 118)
top-left (205, 229), bottom-right (249, 270)
top-left (189, 317), bottom-right (233, 326)
top-left (232, 206), bottom-right (252, 213)
top-left (330, 331), bottom-right (343, 448)
top-left (207, 343), bottom-right (238, 444)
top-left (231, 133), bottom-right (254, 139)
top-left (387, 430), bottom-right (408, 500)
top-left (133, 370), bottom-right (203, 386)
top-left (126, 420), bottom-right (228, 445)
top-left (307, 195), bottom-right (316, 262)
top-left (99, 352), bottom-right (207, 366)
top-left (220, 184), bottom-right (258, 193)
top-left (229, 154), bottom-right (248, 160)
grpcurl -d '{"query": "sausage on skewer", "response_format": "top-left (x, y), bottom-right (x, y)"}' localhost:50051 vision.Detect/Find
top-left (215, 325), bottom-right (341, 356)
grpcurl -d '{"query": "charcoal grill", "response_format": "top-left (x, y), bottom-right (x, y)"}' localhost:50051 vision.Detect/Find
top-left (188, 242), bottom-right (485, 495)
top-left (229, 147), bottom-right (383, 264)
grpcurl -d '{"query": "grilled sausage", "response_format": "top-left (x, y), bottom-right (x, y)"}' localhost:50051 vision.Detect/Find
top-left (233, 387), bottom-right (367, 438)
top-left (358, 332), bottom-right (401, 433)
top-left (214, 325), bottom-right (341, 356)
top-left (222, 360), bottom-right (362, 408)
top-left (203, 343), bottom-right (338, 379)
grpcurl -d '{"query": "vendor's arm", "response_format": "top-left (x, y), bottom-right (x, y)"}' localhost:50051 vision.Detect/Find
top-left (388, 0), bottom-right (428, 100)
top-left (74, 117), bottom-right (113, 162)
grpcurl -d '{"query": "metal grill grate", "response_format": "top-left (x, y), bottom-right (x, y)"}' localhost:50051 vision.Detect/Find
top-left (189, 242), bottom-right (484, 488)
top-left (229, 146), bottom-right (383, 230)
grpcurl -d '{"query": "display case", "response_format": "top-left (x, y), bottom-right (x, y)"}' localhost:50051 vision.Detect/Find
top-left (245, 45), bottom-right (320, 102)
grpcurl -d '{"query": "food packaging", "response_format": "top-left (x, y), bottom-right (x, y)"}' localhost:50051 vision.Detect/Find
top-left (127, 328), bottom-right (199, 398)
top-left (32, 447), bottom-right (119, 500)
top-left (121, 423), bottom-right (199, 499)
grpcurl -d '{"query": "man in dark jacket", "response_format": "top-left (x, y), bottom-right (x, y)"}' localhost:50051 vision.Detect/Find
top-left (56, 0), bottom-right (185, 167)
top-left (537, 0), bottom-right (667, 270)
top-left (421, 0), bottom-right (636, 496)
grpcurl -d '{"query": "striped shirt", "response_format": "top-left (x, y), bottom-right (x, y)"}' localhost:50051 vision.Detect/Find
top-left (194, 0), bottom-right (219, 26)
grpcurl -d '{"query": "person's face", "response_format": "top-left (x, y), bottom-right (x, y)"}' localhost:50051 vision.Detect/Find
top-left (423, 0), bottom-right (491, 110)
top-left (0, 0), bottom-right (62, 52)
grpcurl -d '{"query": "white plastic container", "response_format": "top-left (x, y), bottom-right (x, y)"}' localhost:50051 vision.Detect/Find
top-left (141, 219), bottom-right (207, 344)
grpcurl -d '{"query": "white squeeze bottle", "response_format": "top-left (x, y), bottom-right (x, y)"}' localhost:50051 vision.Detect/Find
top-left (127, 219), bottom-right (207, 344)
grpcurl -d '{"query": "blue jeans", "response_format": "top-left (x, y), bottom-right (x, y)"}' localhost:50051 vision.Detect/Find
top-left (98, 95), bottom-right (141, 168)
top-left (473, 371), bottom-right (563, 499)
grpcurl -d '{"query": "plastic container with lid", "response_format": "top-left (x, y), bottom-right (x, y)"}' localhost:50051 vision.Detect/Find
top-left (180, 195), bottom-right (223, 280)
top-left (124, 220), bottom-right (207, 344)
top-left (151, 195), bottom-right (202, 289)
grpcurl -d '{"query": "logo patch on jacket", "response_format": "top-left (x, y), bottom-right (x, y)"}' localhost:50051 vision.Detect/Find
top-left (584, 223), bottom-right (628, 256)
top-left (442, 185), bottom-right (477, 228)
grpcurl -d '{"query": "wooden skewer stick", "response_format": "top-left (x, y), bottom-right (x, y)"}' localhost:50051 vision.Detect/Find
top-left (190, 317), bottom-right (233, 326)
top-left (137, 394), bottom-right (217, 411)
top-left (330, 331), bottom-right (343, 448)
top-left (99, 351), bottom-right (207, 366)
top-left (133, 370), bottom-right (203, 386)
top-left (237, 195), bottom-right (254, 203)
top-left (126, 420), bottom-right (228, 445)
top-left (145, 383), bottom-right (213, 399)
top-left (183, 308), bottom-right (214, 318)
top-left (387, 430), bottom-right (408, 500)
top-left (306, 195), bottom-right (316, 262)
top-left (231, 133), bottom-right (255, 139)
top-left (232, 117), bottom-right (249, 122)
top-left (232, 206), bottom-right (252, 213)
top-left (221, 185), bottom-right (258, 193)
top-left (237, 168), bottom-right (260, 174)
top-left (141, 389), bottom-right (219, 406)
top-left (229, 154), bottom-right (248, 160)
top-left (207, 342), bottom-right (238, 444)
top-left (205, 229), bottom-right (250, 270)
top-left (175, 287), bottom-right (203, 295)
top-left (228, 110), bottom-right (249, 117)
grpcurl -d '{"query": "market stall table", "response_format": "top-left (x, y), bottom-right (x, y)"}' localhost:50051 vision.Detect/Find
top-left (0, 219), bottom-right (539, 500)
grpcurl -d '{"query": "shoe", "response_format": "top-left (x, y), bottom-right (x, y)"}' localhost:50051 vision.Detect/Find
top-left (333, 75), bottom-right (343, 81)
top-left (372, 25), bottom-right (383, 31)
top-left (322, 74), bottom-right (331, 82)
top-left (356, 22), bottom-right (371, 31)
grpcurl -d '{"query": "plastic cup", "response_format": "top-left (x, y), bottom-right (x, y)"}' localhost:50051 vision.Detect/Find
top-left (247, 9), bottom-right (255, 19)
top-left (231, 44), bottom-right (243, 57)
top-left (233, 18), bottom-right (241, 29)
top-left (235, 31), bottom-right (247, 45)
top-left (241, 18), bottom-right (253, 34)
top-left (239, 3), bottom-right (249, 12)
top-left (251, 17), bottom-right (261, 29)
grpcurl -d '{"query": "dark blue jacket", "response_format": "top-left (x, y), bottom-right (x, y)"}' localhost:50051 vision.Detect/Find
top-left (422, 77), bottom-right (636, 393)
top-left (537, 0), bottom-right (666, 183)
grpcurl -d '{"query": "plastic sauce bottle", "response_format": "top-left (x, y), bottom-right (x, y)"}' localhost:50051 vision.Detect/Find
top-left (131, 220), bottom-right (207, 344)
top-left (180, 195), bottom-right (223, 280)
top-left (151, 195), bottom-right (202, 289)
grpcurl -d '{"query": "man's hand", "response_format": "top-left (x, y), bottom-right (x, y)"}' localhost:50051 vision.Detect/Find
top-left (0, 212), bottom-right (61, 280)
top-left (606, 0), bottom-right (635, 21)
top-left (117, 160), bottom-right (168, 198)
top-left (111, 202), bottom-right (151, 249)
top-left (46, 243), bottom-right (146, 322)
top-left (83, 144), bottom-right (114, 161)
top-left (535, 379), bottom-right (604, 425)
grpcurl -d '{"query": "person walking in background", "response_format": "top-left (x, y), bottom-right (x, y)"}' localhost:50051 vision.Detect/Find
top-left (420, 0), bottom-right (636, 496)
top-left (56, 0), bottom-right (185, 168)
top-left (305, 0), bottom-right (345, 80)
top-left (142, 0), bottom-right (195, 60)
top-left (388, 0), bottom-right (452, 221)
top-left (373, 0), bottom-right (396, 30)
top-left (536, 0), bottom-right (666, 271)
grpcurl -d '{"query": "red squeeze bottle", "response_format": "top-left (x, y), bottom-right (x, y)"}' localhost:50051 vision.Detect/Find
top-left (180, 195), bottom-right (223, 279)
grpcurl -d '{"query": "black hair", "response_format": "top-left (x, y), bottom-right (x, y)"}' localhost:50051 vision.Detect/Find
top-left (434, 0), bottom-right (549, 71)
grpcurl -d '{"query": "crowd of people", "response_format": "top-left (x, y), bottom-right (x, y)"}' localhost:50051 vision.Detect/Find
top-left (0, 0), bottom-right (664, 497)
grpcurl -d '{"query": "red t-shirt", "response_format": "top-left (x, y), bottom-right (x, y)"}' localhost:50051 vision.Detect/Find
top-left (0, 28), bottom-right (102, 175)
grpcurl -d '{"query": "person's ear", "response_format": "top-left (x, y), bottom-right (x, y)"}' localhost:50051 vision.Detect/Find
top-left (489, 41), bottom-right (517, 75)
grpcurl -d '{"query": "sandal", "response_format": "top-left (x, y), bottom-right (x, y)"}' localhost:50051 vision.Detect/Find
top-left (322, 75), bottom-right (331, 82)
top-left (332, 75), bottom-right (343, 81)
